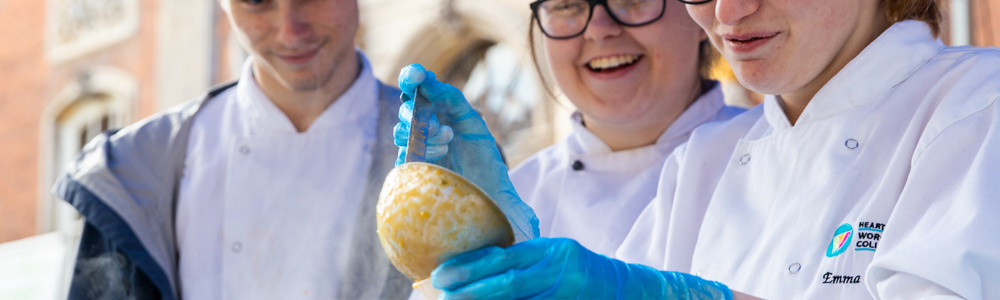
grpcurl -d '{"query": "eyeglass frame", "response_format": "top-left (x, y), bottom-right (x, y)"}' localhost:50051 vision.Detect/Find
top-left (678, 0), bottom-right (713, 4)
top-left (529, 0), bottom-right (714, 40)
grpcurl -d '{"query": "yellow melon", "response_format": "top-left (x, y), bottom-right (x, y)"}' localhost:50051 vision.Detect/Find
top-left (376, 162), bottom-right (514, 282)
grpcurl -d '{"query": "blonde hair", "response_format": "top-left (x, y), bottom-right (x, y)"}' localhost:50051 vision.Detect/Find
top-left (882, 0), bottom-right (942, 36)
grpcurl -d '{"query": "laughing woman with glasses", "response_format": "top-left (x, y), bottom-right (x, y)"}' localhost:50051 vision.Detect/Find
top-left (396, 0), bottom-right (742, 264)
top-left (507, 0), bottom-right (744, 258)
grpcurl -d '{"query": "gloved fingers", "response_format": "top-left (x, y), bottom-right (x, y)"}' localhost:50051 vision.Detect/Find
top-left (432, 239), bottom-right (552, 290)
top-left (398, 63), bottom-right (429, 101)
top-left (397, 99), bottom-right (445, 145)
top-left (426, 144), bottom-right (448, 162)
top-left (393, 122), bottom-right (409, 147)
top-left (416, 76), bottom-right (492, 136)
top-left (398, 64), bottom-right (488, 134)
top-left (399, 97), bottom-right (444, 134)
top-left (428, 125), bottom-right (454, 146)
top-left (395, 141), bottom-right (446, 163)
top-left (398, 98), bottom-right (413, 123)
top-left (416, 74), bottom-right (473, 118)
top-left (395, 148), bottom-right (406, 167)
top-left (440, 265), bottom-right (561, 300)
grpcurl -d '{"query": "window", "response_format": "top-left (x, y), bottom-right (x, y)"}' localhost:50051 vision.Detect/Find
top-left (51, 93), bottom-right (123, 233)
top-left (40, 67), bottom-right (136, 235)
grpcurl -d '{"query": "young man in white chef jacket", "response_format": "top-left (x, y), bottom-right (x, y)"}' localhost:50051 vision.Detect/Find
top-left (52, 0), bottom-right (411, 299)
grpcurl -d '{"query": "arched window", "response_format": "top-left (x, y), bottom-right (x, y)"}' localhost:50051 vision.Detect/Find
top-left (28, 67), bottom-right (135, 300)
top-left (40, 68), bottom-right (135, 235)
top-left (50, 93), bottom-right (124, 232)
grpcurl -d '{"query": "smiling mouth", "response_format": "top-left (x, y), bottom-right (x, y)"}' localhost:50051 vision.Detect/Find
top-left (278, 48), bottom-right (319, 59)
top-left (587, 54), bottom-right (642, 72)
top-left (274, 39), bottom-right (327, 64)
top-left (727, 33), bottom-right (778, 43)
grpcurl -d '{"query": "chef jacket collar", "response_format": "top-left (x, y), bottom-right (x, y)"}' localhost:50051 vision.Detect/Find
top-left (763, 20), bottom-right (945, 130)
top-left (569, 83), bottom-right (725, 155)
top-left (235, 49), bottom-right (379, 135)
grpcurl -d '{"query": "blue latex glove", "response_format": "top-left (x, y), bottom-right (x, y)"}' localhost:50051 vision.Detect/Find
top-left (432, 237), bottom-right (733, 299)
top-left (395, 63), bottom-right (540, 242)
top-left (394, 97), bottom-right (455, 162)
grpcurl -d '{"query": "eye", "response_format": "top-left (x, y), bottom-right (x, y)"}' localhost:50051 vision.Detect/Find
top-left (237, 0), bottom-right (271, 11)
top-left (545, 0), bottom-right (587, 15)
top-left (612, 0), bottom-right (648, 9)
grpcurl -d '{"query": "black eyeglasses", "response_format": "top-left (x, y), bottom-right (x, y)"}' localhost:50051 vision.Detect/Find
top-left (678, 0), bottom-right (713, 4)
top-left (529, 0), bottom-right (713, 40)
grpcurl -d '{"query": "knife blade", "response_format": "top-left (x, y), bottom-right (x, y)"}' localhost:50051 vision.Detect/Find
top-left (404, 87), bottom-right (432, 163)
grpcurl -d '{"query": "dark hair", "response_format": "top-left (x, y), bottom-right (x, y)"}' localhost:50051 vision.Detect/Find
top-left (527, 17), bottom-right (716, 98)
top-left (882, 0), bottom-right (942, 36)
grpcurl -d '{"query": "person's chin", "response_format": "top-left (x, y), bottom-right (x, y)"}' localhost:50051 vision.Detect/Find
top-left (275, 72), bottom-right (326, 92)
top-left (590, 94), bottom-right (645, 115)
top-left (739, 76), bottom-right (788, 96)
top-left (732, 63), bottom-right (782, 93)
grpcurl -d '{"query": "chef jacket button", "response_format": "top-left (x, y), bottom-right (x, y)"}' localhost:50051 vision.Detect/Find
top-left (788, 262), bottom-right (801, 274)
top-left (239, 145), bottom-right (251, 155)
top-left (845, 139), bottom-right (859, 149)
top-left (572, 160), bottom-right (585, 171)
top-left (231, 241), bottom-right (243, 253)
top-left (739, 154), bottom-right (751, 165)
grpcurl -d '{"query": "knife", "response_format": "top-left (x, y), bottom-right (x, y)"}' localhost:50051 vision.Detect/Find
top-left (404, 87), bottom-right (433, 163)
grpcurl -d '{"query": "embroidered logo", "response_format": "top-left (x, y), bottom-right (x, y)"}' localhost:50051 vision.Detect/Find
top-left (855, 221), bottom-right (884, 252)
top-left (826, 223), bottom-right (853, 257)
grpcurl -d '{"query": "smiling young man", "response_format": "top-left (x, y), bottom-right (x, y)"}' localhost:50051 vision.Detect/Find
top-left (53, 0), bottom-right (411, 299)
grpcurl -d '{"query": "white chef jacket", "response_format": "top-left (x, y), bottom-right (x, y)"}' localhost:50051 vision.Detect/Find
top-left (175, 53), bottom-right (379, 299)
top-left (617, 20), bottom-right (1000, 299)
top-left (511, 85), bottom-right (742, 257)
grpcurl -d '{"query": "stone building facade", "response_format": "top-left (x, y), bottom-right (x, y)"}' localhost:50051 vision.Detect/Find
top-left (0, 0), bottom-right (236, 297)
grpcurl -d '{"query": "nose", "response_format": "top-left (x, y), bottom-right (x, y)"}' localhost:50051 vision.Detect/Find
top-left (583, 5), bottom-right (623, 43)
top-left (275, 3), bottom-right (313, 48)
top-left (715, 0), bottom-right (759, 25)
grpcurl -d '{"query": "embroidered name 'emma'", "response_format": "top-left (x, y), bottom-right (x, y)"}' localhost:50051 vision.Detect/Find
top-left (822, 272), bottom-right (861, 284)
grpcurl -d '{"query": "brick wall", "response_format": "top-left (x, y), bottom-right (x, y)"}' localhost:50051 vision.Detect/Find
top-left (971, 0), bottom-right (1000, 47)
top-left (0, 0), bottom-right (164, 243)
top-left (0, 0), bottom-right (49, 243)
top-left (0, 1), bottom-right (240, 243)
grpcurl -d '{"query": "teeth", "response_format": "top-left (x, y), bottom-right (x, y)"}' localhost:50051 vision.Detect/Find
top-left (588, 54), bottom-right (640, 71)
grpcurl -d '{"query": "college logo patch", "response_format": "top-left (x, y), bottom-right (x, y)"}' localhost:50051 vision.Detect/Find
top-left (826, 223), bottom-right (853, 257)
top-left (855, 221), bottom-right (884, 252)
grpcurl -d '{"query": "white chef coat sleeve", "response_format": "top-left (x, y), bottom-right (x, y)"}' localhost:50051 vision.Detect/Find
top-left (866, 98), bottom-right (1000, 300)
top-left (615, 142), bottom-right (684, 268)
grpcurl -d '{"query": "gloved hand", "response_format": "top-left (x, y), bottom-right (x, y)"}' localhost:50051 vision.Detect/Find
top-left (431, 237), bottom-right (733, 300)
top-left (394, 95), bottom-right (454, 163)
top-left (395, 63), bottom-right (539, 242)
